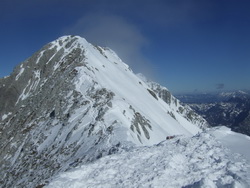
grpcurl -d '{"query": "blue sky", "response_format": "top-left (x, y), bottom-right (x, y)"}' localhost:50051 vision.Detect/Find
top-left (0, 0), bottom-right (250, 94)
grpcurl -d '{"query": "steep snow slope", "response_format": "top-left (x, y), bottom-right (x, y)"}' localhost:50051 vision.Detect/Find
top-left (47, 127), bottom-right (250, 188)
top-left (0, 36), bottom-right (207, 187)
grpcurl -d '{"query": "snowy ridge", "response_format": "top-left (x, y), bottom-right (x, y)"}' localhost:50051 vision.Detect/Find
top-left (47, 127), bottom-right (250, 188)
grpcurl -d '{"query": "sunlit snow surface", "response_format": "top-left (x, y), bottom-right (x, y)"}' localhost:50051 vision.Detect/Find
top-left (47, 127), bottom-right (250, 188)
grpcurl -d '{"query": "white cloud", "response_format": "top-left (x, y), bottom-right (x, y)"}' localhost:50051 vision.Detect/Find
top-left (63, 13), bottom-right (154, 76)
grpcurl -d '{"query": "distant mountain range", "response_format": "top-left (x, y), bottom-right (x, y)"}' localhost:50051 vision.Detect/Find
top-left (176, 91), bottom-right (250, 136)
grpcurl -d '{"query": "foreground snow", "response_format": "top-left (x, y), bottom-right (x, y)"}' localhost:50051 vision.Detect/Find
top-left (209, 126), bottom-right (250, 162)
top-left (47, 127), bottom-right (250, 188)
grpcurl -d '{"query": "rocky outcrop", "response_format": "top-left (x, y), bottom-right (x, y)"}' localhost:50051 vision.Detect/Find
top-left (136, 73), bottom-right (209, 130)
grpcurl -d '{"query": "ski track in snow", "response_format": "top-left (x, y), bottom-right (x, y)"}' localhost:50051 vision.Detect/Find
top-left (47, 127), bottom-right (250, 188)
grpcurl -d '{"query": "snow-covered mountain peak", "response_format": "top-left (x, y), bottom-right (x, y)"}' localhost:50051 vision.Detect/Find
top-left (0, 36), bottom-right (208, 187)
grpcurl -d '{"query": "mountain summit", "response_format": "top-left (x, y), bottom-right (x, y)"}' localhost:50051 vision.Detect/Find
top-left (1, 35), bottom-right (208, 187)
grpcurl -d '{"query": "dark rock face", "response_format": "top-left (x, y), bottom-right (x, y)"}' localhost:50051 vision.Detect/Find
top-left (0, 37), bottom-right (83, 117)
top-left (158, 88), bottom-right (172, 105)
top-left (130, 105), bottom-right (152, 141)
top-left (147, 89), bottom-right (158, 100)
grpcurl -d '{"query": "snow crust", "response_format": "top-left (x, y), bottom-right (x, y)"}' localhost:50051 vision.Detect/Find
top-left (47, 127), bottom-right (250, 188)
top-left (209, 126), bottom-right (250, 161)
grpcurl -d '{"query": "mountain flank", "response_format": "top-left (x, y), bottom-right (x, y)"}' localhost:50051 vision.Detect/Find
top-left (0, 36), bottom-right (208, 187)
